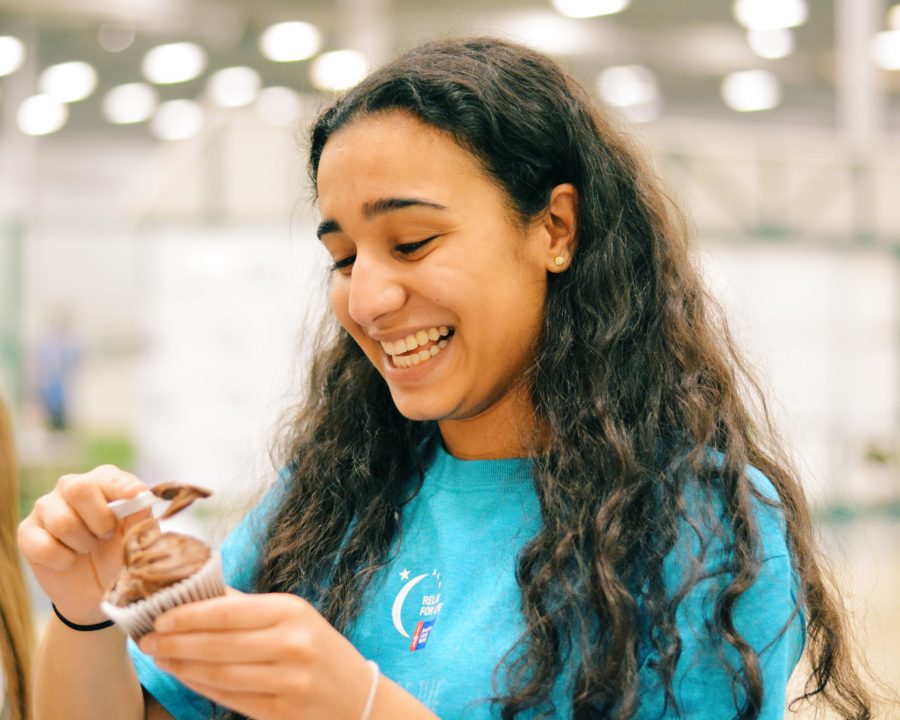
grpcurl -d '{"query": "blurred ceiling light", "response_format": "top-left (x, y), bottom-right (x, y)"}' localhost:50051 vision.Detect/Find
top-left (597, 65), bottom-right (655, 104)
top-left (721, 69), bottom-right (781, 111)
top-left (551, 0), bottom-right (629, 18)
top-left (310, 50), bottom-right (368, 92)
top-left (502, 12), bottom-right (608, 55)
top-left (102, 83), bottom-right (158, 124)
top-left (142, 42), bottom-right (207, 84)
top-left (619, 102), bottom-right (661, 123)
top-left (256, 86), bottom-right (302, 125)
top-left (747, 28), bottom-right (794, 58)
top-left (150, 99), bottom-right (204, 140)
top-left (0, 36), bottom-right (26, 77)
top-left (597, 65), bottom-right (661, 123)
top-left (17, 94), bottom-right (69, 136)
top-left (39, 61), bottom-right (98, 103)
top-left (733, 0), bottom-right (807, 31)
top-left (666, 25), bottom-right (757, 72)
top-left (207, 66), bottom-right (261, 108)
top-left (871, 31), bottom-right (900, 70)
top-left (97, 19), bottom-right (136, 52)
top-left (259, 21), bottom-right (321, 62)
top-left (890, 5), bottom-right (900, 31)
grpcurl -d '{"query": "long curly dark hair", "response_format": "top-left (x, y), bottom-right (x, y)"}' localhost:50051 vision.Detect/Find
top-left (226, 37), bottom-right (872, 720)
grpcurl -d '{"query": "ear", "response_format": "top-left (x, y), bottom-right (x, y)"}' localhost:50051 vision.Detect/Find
top-left (538, 183), bottom-right (579, 273)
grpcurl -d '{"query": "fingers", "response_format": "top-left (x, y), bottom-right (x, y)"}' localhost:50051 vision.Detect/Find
top-left (141, 626), bottom-right (310, 665)
top-left (33, 496), bottom-right (96, 553)
top-left (154, 658), bottom-right (279, 694)
top-left (60, 466), bottom-right (147, 538)
top-left (18, 464), bottom-right (148, 565)
top-left (141, 593), bottom-right (371, 720)
top-left (16, 522), bottom-right (78, 570)
top-left (153, 592), bottom-right (310, 633)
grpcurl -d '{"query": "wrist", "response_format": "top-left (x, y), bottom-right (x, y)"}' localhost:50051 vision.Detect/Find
top-left (359, 660), bottom-right (379, 720)
top-left (366, 673), bottom-right (441, 720)
top-left (52, 603), bottom-right (115, 632)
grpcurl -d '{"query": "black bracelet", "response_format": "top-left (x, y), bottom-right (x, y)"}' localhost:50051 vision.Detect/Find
top-left (52, 603), bottom-right (115, 632)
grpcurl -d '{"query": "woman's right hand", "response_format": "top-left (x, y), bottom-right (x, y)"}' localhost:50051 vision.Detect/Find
top-left (17, 465), bottom-right (149, 625)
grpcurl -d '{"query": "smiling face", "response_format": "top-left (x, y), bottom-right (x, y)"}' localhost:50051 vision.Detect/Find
top-left (316, 111), bottom-right (561, 453)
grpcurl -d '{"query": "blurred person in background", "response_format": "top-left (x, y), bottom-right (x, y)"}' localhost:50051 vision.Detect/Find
top-left (1, 395), bottom-right (33, 720)
top-left (18, 37), bottom-right (875, 720)
top-left (33, 309), bottom-right (80, 432)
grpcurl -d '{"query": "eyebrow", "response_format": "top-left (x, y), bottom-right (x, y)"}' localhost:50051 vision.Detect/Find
top-left (316, 197), bottom-right (448, 240)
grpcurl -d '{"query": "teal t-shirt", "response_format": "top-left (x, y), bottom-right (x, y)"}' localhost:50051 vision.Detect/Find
top-left (129, 445), bottom-right (804, 719)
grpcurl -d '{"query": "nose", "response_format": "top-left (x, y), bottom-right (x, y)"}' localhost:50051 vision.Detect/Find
top-left (346, 252), bottom-right (408, 327)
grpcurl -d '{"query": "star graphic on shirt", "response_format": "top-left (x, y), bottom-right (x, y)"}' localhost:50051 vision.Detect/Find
top-left (399, 569), bottom-right (410, 581)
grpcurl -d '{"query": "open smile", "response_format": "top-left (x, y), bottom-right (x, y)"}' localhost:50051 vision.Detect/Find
top-left (380, 326), bottom-right (454, 368)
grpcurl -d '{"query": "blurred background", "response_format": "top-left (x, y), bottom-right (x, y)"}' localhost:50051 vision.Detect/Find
top-left (1, 0), bottom-right (898, 713)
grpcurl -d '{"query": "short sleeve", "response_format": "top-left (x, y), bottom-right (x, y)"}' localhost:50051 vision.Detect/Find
top-left (128, 483), bottom-right (285, 720)
top-left (633, 463), bottom-right (806, 720)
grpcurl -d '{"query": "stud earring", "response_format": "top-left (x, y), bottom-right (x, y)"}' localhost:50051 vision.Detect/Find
top-left (554, 255), bottom-right (566, 267)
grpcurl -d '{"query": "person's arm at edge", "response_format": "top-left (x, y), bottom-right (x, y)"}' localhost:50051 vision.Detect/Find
top-left (33, 616), bottom-right (144, 720)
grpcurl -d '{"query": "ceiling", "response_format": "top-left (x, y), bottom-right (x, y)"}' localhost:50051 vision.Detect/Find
top-left (0, 0), bottom-right (898, 139)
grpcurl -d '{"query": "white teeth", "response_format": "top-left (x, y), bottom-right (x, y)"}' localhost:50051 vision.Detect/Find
top-left (379, 326), bottom-right (452, 355)
top-left (386, 329), bottom-right (453, 369)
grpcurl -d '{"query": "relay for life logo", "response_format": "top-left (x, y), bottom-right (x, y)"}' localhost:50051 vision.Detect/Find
top-left (391, 567), bottom-right (443, 651)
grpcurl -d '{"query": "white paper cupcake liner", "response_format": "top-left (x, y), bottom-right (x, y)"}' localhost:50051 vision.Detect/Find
top-left (100, 552), bottom-right (226, 640)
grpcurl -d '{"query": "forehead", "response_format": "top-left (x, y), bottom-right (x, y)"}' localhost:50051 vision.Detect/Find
top-left (316, 111), bottom-right (491, 211)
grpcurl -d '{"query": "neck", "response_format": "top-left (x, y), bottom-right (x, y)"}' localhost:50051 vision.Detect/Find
top-left (437, 384), bottom-right (539, 460)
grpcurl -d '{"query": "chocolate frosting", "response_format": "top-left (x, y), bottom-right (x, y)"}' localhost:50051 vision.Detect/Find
top-left (150, 482), bottom-right (211, 519)
top-left (108, 483), bottom-right (213, 607)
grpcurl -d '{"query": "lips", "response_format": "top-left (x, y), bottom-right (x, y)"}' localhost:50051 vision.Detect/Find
top-left (377, 326), bottom-right (454, 369)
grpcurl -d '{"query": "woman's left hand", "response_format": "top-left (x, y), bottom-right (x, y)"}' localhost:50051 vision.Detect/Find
top-left (138, 589), bottom-right (374, 720)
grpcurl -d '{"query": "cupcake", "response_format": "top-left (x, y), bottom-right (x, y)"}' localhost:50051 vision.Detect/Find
top-left (101, 483), bottom-right (226, 640)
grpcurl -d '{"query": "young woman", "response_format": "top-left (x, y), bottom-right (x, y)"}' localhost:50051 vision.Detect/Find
top-left (19, 37), bottom-right (872, 720)
top-left (1, 397), bottom-right (33, 720)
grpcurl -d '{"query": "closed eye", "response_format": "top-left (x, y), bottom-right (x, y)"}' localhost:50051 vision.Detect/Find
top-left (396, 236), bottom-right (438, 255)
top-left (329, 255), bottom-right (355, 272)
top-left (328, 236), bottom-right (439, 273)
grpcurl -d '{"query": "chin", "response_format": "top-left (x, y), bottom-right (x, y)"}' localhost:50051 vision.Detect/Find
top-left (388, 393), bottom-right (455, 423)
top-left (392, 403), bottom-right (447, 423)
